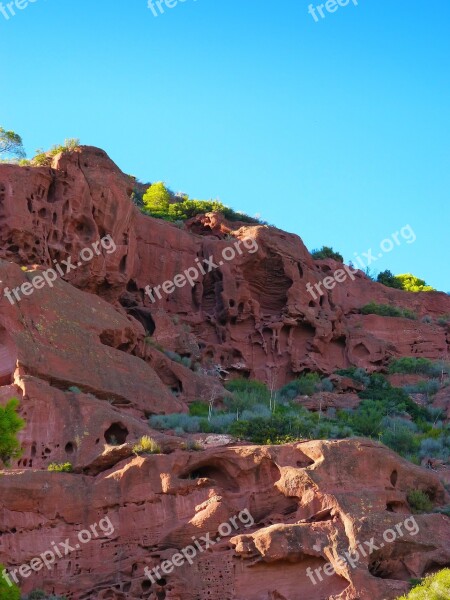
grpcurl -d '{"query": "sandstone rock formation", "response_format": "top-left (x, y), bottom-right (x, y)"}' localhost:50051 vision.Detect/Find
top-left (1, 147), bottom-right (449, 599)
top-left (1, 440), bottom-right (449, 599)
top-left (0, 147), bottom-right (449, 386)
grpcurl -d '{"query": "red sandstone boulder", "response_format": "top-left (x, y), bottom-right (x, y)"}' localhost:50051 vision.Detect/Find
top-left (0, 439), bottom-right (448, 599)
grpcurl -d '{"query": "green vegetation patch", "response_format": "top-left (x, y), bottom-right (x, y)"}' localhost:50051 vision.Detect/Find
top-left (142, 182), bottom-right (262, 224)
top-left (396, 569), bottom-right (450, 600)
top-left (361, 302), bottom-right (417, 320)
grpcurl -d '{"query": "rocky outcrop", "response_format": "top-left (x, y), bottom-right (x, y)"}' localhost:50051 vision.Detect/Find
top-left (1, 147), bottom-right (449, 600)
top-left (0, 147), bottom-right (449, 387)
top-left (1, 440), bottom-right (449, 599)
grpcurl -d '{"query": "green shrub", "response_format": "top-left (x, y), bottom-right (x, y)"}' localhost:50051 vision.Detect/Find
top-left (133, 435), bottom-right (161, 455)
top-left (31, 139), bottom-right (80, 166)
top-left (0, 564), bottom-right (20, 599)
top-left (67, 386), bottom-right (82, 394)
top-left (361, 302), bottom-right (417, 320)
top-left (396, 569), bottom-right (450, 600)
top-left (278, 373), bottom-right (321, 399)
top-left (224, 379), bottom-right (270, 412)
top-left (0, 398), bottom-right (25, 466)
top-left (389, 357), bottom-right (448, 378)
top-left (142, 183), bottom-right (261, 224)
top-left (229, 410), bottom-right (318, 444)
top-left (335, 367), bottom-right (370, 386)
top-left (143, 182), bottom-right (172, 215)
top-left (200, 414), bottom-right (236, 434)
top-left (419, 437), bottom-right (449, 460)
top-left (381, 423), bottom-right (420, 456)
top-left (150, 414), bottom-right (202, 433)
top-left (407, 489), bottom-right (433, 513)
top-left (358, 376), bottom-right (430, 422)
top-left (189, 401), bottom-right (209, 417)
top-left (377, 270), bottom-right (404, 289)
top-left (437, 314), bottom-right (450, 326)
top-left (225, 379), bottom-right (269, 396)
top-left (47, 462), bottom-right (73, 473)
top-left (403, 380), bottom-right (440, 396)
top-left (311, 246), bottom-right (343, 262)
top-left (181, 356), bottom-right (192, 369)
top-left (181, 439), bottom-right (203, 451)
top-left (433, 505), bottom-right (450, 517)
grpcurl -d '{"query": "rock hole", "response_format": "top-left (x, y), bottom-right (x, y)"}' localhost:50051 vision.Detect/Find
top-left (65, 442), bottom-right (76, 454)
top-left (390, 470), bottom-right (398, 487)
top-left (104, 423), bottom-right (129, 445)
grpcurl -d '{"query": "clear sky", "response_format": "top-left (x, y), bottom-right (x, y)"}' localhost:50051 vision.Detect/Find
top-left (2, 0), bottom-right (449, 291)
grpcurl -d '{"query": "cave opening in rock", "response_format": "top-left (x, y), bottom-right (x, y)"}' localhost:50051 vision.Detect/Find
top-left (390, 470), bottom-right (398, 487)
top-left (104, 423), bottom-right (129, 445)
top-left (65, 442), bottom-right (76, 454)
top-left (180, 463), bottom-right (238, 491)
top-left (128, 307), bottom-right (155, 335)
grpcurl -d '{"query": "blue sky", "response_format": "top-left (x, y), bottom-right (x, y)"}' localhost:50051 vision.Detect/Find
top-left (2, 0), bottom-right (449, 291)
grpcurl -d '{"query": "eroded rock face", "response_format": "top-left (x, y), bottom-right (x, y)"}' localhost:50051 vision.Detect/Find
top-left (0, 260), bottom-right (217, 470)
top-left (0, 147), bottom-right (449, 385)
top-left (0, 440), bottom-right (448, 599)
top-left (1, 147), bottom-right (450, 600)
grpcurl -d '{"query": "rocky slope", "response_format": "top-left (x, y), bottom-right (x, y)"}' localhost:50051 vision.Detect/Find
top-left (0, 147), bottom-right (449, 599)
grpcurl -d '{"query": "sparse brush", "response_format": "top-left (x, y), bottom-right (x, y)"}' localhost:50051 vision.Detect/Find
top-left (133, 435), bottom-right (161, 455)
top-left (407, 489), bottom-right (433, 513)
top-left (47, 462), bottom-right (73, 473)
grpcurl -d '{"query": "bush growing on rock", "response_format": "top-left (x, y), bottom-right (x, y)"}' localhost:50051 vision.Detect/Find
top-left (397, 569), bottom-right (450, 599)
top-left (381, 422), bottom-right (419, 456)
top-left (311, 246), bottom-right (344, 262)
top-left (361, 302), bottom-right (417, 320)
top-left (278, 373), bottom-right (321, 399)
top-left (389, 357), bottom-right (448, 378)
top-left (142, 183), bottom-right (261, 224)
top-left (407, 489), bottom-right (433, 513)
top-left (403, 379), bottom-right (440, 397)
top-left (377, 269), bottom-right (404, 289)
top-left (376, 271), bottom-right (436, 293)
top-left (0, 564), bottom-right (20, 599)
top-left (419, 437), bottom-right (449, 460)
top-left (335, 367), bottom-right (371, 386)
top-left (0, 398), bottom-right (25, 466)
top-left (149, 372), bottom-right (449, 462)
top-left (47, 462), bottom-right (73, 473)
top-left (32, 139), bottom-right (80, 166)
top-left (395, 274), bottom-right (435, 292)
top-left (133, 436), bottom-right (161, 455)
